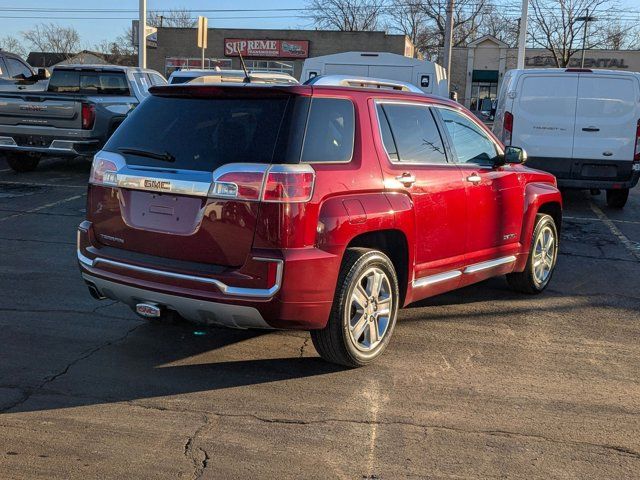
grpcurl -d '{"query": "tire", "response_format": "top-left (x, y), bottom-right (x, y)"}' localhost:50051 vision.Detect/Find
top-left (5, 152), bottom-right (41, 173)
top-left (310, 248), bottom-right (400, 367)
top-left (606, 188), bottom-right (629, 209)
top-left (507, 214), bottom-right (559, 294)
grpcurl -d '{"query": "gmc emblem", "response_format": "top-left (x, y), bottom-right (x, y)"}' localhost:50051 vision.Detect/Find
top-left (20, 104), bottom-right (47, 112)
top-left (144, 180), bottom-right (171, 190)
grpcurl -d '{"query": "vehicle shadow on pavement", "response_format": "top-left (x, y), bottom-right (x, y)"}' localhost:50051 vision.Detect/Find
top-left (2, 319), bottom-right (346, 415)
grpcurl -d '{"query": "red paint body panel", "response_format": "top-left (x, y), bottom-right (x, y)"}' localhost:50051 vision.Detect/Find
top-left (79, 84), bottom-right (562, 330)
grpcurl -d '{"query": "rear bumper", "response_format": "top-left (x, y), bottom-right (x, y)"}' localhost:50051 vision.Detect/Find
top-left (77, 221), bottom-right (338, 330)
top-left (526, 157), bottom-right (640, 189)
top-left (0, 134), bottom-right (101, 157)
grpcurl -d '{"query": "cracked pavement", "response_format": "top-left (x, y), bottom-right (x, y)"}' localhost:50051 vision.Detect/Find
top-left (0, 157), bottom-right (639, 479)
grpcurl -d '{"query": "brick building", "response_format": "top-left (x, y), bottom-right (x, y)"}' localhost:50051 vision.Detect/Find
top-left (448, 35), bottom-right (640, 113)
top-left (147, 27), bottom-right (415, 79)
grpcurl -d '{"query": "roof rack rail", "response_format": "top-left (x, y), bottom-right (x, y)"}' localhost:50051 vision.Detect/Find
top-left (305, 75), bottom-right (423, 94)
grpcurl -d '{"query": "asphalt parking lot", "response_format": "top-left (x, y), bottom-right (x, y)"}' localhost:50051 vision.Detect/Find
top-left (0, 156), bottom-right (638, 479)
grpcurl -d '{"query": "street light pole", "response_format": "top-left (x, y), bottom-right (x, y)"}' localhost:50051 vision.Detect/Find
top-left (576, 9), bottom-right (597, 68)
top-left (516, 0), bottom-right (529, 69)
top-left (442, 0), bottom-right (454, 93)
top-left (138, 0), bottom-right (146, 68)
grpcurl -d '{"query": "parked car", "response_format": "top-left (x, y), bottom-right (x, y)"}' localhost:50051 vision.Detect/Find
top-left (77, 75), bottom-right (562, 367)
top-left (493, 68), bottom-right (640, 208)
top-left (301, 52), bottom-right (449, 97)
top-left (169, 69), bottom-right (298, 85)
top-left (187, 70), bottom-right (298, 85)
top-left (0, 64), bottom-right (166, 172)
top-left (0, 50), bottom-right (49, 91)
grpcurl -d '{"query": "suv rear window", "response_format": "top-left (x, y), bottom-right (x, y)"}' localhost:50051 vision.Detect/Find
top-left (48, 70), bottom-right (130, 95)
top-left (301, 98), bottom-right (354, 163)
top-left (104, 95), bottom-right (294, 171)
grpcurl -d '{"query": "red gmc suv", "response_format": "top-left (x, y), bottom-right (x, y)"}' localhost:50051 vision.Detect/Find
top-left (77, 77), bottom-right (562, 367)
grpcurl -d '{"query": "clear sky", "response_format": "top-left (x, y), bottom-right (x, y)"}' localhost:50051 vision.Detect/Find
top-left (1, 0), bottom-right (639, 51)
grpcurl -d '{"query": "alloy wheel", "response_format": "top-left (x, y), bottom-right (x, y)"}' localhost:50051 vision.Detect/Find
top-left (346, 267), bottom-right (393, 352)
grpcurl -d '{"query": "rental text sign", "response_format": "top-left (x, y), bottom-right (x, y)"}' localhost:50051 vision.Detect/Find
top-left (224, 39), bottom-right (309, 58)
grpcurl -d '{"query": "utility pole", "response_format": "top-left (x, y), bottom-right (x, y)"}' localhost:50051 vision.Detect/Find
top-left (576, 9), bottom-right (597, 68)
top-left (516, 0), bottom-right (529, 69)
top-left (442, 0), bottom-right (454, 92)
top-left (138, 0), bottom-right (146, 68)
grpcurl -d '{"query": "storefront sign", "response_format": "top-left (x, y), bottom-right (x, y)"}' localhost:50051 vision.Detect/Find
top-left (525, 55), bottom-right (629, 69)
top-left (224, 39), bottom-right (309, 58)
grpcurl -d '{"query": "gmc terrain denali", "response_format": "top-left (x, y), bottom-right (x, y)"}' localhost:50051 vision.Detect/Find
top-left (78, 76), bottom-right (562, 366)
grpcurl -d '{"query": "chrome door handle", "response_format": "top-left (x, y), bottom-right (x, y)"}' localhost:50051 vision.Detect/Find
top-left (466, 173), bottom-right (482, 184)
top-left (396, 173), bottom-right (416, 186)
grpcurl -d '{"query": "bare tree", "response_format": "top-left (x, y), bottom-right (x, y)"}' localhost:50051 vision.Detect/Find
top-left (148, 8), bottom-right (197, 28)
top-left (0, 35), bottom-right (27, 58)
top-left (528, 0), bottom-right (610, 67)
top-left (307, 0), bottom-right (386, 31)
top-left (21, 23), bottom-right (80, 58)
top-left (478, 6), bottom-right (519, 46)
top-left (420, 0), bottom-right (487, 49)
top-left (385, 0), bottom-right (434, 56)
top-left (596, 20), bottom-right (640, 50)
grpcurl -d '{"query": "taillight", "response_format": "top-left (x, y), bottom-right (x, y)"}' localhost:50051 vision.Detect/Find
top-left (89, 151), bottom-right (124, 186)
top-left (211, 171), bottom-right (264, 201)
top-left (503, 111), bottom-right (513, 146)
top-left (82, 103), bottom-right (95, 130)
top-left (263, 166), bottom-right (315, 203)
top-left (634, 119), bottom-right (640, 162)
top-left (209, 164), bottom-right (315, 203)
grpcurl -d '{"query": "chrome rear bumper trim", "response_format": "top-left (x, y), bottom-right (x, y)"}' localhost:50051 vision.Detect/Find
top-left (77, 249), bottom-right (282, 299)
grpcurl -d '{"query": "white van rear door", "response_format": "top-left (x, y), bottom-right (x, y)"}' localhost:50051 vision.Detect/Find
top-left (515, 74), bottom-right (578, 161)
top-left (325, 64), bottom-right (368, 76)
top-left (572, 74), bottom-right (638, 161)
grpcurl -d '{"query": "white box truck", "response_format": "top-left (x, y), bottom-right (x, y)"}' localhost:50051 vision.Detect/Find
top-left (301, 52), bottom-right (448, 97)
top-left (493, 68), bottom-right (640, 208)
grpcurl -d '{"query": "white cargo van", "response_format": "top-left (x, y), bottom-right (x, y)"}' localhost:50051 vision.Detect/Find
top-left (493, 68), bottom-right (640, 208)
top-left (301, 52), bottom-right (448, 97)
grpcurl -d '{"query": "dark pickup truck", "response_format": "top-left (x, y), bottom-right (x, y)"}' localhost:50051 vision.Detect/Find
top-left (0, 64), bottom-right (166, 172)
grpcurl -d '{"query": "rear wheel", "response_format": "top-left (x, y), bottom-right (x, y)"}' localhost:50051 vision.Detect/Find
top-left (507, 214), bottom-right (558, 294)
top-left (311, 248), bottom-right (399, 367)
top-left (606, 188), bottom-right (629, 209)
top-left (5, 152), bottom-right (41, 172)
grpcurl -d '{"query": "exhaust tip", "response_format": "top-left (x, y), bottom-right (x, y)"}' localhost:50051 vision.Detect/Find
top-left (85, 281), bottom-right (106, 300)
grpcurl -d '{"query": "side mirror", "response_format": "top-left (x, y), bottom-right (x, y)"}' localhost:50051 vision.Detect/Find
top-left (36, 68), bottom-right (50, 80)
top-left (504, 146), bottom-right (527, 164)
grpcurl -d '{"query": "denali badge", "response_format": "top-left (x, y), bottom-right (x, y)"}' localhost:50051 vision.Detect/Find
top-left (136, 303), bottom-right (161, 318)
top-left (144, 179), bottom-right (171, 190)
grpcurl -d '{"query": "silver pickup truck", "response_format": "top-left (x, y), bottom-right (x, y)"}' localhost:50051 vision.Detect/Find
top-left (0, 64), bottom-right (166, 172)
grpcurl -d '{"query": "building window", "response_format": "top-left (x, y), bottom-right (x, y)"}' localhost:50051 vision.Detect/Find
top-left (245, 60), bottom-right (294, 76)
top-left (469, 70), bottom-right (499, 112)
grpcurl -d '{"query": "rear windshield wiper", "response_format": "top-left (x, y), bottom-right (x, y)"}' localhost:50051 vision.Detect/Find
top-left (118, 147), bottom-right (175, 163)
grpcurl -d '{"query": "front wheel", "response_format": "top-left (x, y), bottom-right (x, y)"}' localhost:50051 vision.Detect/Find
top-left (5, 152), bottom-right (41, 172)
top-left (507, 214), bottom-right (559, 294)
top-left (606, 188), bottom-right (629, 209)
top-left (311, 248), bottom-right (399, 367)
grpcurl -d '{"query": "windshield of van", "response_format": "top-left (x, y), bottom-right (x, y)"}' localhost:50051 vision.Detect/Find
top-left (104, 95), bottom-right (293, 171)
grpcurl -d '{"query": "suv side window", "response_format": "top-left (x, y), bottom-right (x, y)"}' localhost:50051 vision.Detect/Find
top-left (6, 58), bottom-right (32, 79)
top-left (0, 58), bottom-right (7, 78)
top-left (377, 103), bottom-right (447, 164)
top-left (439, 108), bottom-right (498, 166)
top-left (301, 98), bottom-right (354, 163)
top-left (148, 73), bottom-right (167, 86)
